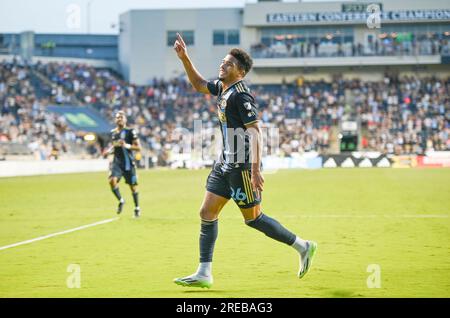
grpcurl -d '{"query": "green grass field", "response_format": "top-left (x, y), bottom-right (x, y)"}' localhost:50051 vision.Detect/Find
top-left (0, 168), bottom-right (449, 298)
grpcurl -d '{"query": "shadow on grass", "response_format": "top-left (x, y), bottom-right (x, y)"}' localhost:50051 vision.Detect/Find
top-left (328, 290), bottom-right (356, 298)
top-left (181, 289), bottom-right (233, 294)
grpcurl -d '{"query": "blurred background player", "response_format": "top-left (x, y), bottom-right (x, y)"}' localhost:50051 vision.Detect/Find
top-left (173, 33), bottom-right (317, 288)
top-left (103, 111), bottom-right (142, 218)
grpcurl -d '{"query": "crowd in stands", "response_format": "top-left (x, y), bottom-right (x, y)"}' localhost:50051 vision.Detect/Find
top-left (1, 59), bottom-right (449, 165)
top-left (0, 62), bottom-right (78, 160)
top-left (252, 75), bottom-right (449, 156)
top-left (350, 76), bottom-right (449, 154)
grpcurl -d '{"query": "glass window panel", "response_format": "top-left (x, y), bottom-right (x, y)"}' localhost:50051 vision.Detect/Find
top-left (167, 31), bottom-right (194, 46)
top-left (227, 30), bottom-right (239, 45)
top-left (213, 30), bottom-right (225, 45)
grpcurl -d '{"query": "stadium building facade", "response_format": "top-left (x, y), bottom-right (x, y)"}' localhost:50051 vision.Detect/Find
top-left (119, 0), bottom-right (450, 85)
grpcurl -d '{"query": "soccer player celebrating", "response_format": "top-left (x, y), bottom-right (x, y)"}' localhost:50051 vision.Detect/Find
top-left (173, 33), bottom-right (317, 288)
top-left (103, 111), bottom-right (142, 218)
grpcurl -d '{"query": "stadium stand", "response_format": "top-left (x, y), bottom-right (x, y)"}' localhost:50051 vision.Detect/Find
top-left (0, 59), bottom-right (448, 165)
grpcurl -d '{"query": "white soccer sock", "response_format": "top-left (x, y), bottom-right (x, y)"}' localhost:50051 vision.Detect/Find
top-left (291, 236), bottom-right (309, 255)
top-left (196, 262), bottom-right (212, 277)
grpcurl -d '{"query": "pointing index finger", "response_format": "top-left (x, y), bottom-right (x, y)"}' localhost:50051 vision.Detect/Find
top-left (176, 33), bottom-right (186, 47)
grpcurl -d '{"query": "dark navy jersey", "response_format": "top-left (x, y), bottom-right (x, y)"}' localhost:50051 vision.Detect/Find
top-left (207, 79), bottom-right (259, 171)
top-left (111, 127), bottom-right (138, 171)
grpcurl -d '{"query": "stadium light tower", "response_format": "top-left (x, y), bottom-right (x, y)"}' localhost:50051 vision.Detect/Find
top-left (87, 0), bottom-right (94, 34)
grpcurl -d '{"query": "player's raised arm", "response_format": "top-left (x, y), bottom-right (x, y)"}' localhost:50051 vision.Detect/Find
top-left (173, 33), bottom-right (209, 94)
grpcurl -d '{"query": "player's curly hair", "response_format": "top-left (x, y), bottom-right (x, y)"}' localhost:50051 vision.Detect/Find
top-left (229, 48), bottom-right (253, 75)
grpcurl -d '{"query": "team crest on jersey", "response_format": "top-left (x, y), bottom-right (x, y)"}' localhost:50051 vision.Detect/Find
top-left (244, 102), bottom-right (252, 110)
top-left (218, 110), bottom-right (227, 123)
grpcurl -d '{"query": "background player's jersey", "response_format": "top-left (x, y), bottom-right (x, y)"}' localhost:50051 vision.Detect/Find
top-left (207, 79), bottom-right (259, 171)
top-left (111, 127), bottom-right (138, 171)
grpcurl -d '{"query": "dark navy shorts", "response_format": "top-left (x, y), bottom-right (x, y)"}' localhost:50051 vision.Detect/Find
top-left (109, 162), bottom-right (138, 185)
top-left (206, 163), bottom-right (261, 209)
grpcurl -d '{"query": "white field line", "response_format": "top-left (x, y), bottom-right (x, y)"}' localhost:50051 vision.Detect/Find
top-left (0, 217), bottom-right (119, 251)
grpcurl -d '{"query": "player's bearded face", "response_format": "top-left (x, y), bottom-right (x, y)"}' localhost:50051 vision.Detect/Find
top-left (115, 115), bottom-right (126, 127)
top-left (219, 55), bottom-right (241, 81)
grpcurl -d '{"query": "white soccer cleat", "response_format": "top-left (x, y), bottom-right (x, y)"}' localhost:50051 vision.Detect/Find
top-left (173, 273), bottom-right (213, 289)
top-left (298, 241), bottom-right (318, 279)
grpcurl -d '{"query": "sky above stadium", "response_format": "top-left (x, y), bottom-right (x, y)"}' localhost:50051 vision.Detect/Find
top-left (0, 0), bottom-right (341, 34)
